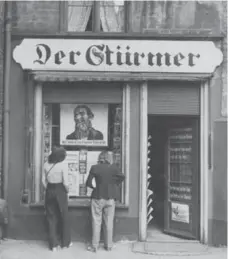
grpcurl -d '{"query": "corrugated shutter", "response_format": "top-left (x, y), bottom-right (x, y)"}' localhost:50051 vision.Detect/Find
top-left (43, 82), bottom-right (122, 103)
top-left (148, 82), bottom-right (200, 115)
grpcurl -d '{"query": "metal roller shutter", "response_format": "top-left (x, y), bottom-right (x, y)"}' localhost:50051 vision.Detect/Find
top-left (43, 82), bottom-right (122, 103)
top-left (148, 82), bottom-right (200, 115)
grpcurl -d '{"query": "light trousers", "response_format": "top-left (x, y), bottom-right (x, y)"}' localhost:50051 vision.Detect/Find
top-left (91, 198), bottom-right (115, 249)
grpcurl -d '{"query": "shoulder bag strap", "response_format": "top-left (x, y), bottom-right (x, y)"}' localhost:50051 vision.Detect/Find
top-left (46, 163), bottom-right (57, 178)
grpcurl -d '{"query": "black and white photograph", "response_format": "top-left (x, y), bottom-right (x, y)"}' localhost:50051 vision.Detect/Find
top-left (0, 0), bottom-right (227, 259)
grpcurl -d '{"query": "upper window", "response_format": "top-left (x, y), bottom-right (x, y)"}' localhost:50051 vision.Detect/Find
top-left (64, 1), bottom-right (126, 32)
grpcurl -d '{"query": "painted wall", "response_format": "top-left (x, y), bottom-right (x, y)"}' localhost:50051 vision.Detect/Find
top-left (208, 43), bottom-right (227, 245)
top-left (129, 1), bottom-right (224, 34)
top-left (0, 1), bottom-right (4, 197)
top-left (12, 1), bottom-right (59, 33)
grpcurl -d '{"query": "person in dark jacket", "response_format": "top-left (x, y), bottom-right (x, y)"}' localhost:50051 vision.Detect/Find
top-left (86, 151), bottom-right (125, 252)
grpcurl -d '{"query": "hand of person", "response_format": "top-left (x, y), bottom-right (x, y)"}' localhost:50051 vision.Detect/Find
top-left (65, 185), bottom-right (69, 193)
top-left (92, 178), bottom-right (96, 188)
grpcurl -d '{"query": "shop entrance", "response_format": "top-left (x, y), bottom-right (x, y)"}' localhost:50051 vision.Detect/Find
top-left (147, 115), bottom-right (200, 241)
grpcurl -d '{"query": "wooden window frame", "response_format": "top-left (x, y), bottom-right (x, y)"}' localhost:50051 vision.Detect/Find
top-left (30, 80), bottom-right (130, 208)
top-left (59, 1), bottom-right (130, 33)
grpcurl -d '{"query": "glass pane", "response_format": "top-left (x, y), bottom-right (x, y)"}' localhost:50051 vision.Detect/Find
top-left (168, 128), bottom-right (193, 202)
top-left (100, 1), bottom-right (124, 32)
top-left (42, 103), bottom-right (123, 201)
top-left (130, 1), bottom-right (171, 33)
top-left (67, 1), bottom-right (93, 32)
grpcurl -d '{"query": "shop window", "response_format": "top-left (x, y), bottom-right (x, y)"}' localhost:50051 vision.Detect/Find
top-left (42, 102), bottom-right (123, 201)
top-left (64, 1), bottom-right (126, 32)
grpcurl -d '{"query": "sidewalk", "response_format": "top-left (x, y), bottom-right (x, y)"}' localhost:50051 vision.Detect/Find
top-left (0, 239), bottom-right (227, 259)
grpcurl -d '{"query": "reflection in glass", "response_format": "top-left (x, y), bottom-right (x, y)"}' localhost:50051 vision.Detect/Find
top-left (100, 1), bottom-right (124, 32)
top-left (68, 1), bottom-right (93, 32)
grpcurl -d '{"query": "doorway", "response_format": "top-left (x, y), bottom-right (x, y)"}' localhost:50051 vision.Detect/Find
top-left (147, 115), bottom-right (200, 241)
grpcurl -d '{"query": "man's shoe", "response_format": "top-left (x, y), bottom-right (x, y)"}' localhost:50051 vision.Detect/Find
top-left (104, 246), bottom-right (112, 251)
top-left (87, 246), bottom-right (97, 253)
top-left (62, 242), bottom-right (73, 249)
top-left (51, 246), bottom-right (60, 252)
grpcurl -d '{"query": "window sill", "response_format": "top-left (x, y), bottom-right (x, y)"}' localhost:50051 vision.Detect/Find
top-left (29, 199), bottom-right (128, 209)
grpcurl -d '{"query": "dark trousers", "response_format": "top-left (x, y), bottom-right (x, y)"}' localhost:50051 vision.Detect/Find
top-left (45, 183), bottom-right (71, 249)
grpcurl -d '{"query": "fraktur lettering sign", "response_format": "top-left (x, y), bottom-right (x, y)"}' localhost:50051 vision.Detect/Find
top-left (34, 43), bottom-right (200, 67)
top-left (13, 39), bottom-right (223, 73)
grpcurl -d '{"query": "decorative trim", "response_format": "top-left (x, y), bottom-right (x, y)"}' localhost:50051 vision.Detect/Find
top-left (29, 71), bottom-right (212, 83)
top-left (59, 1), bottom-right (68, 33)
top-left (11, 31), bottom-right (225, 40)
top-left (122, 84), bottom-right (130, 206)
top-left (29, 200), bottom-right (129, 209)
top-left (200, 81), bottom-right (209, 244)
top-left (139, 81), bottom-right (148, 241)
top-left (34, 83), bottom-right (43, 203)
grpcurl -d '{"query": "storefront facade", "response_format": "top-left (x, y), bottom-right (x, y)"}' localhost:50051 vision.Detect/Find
top-left (2, 1), bottom-right (227, 246)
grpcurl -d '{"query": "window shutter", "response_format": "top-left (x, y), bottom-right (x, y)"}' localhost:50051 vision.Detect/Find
top-left (43, 82), bottom-right (123, 104)
top-left (148, 82), bottom-right (200, 115)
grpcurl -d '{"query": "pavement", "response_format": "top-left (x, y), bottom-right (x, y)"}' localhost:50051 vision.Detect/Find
top-left (0, 239), bottom-right (227, 259)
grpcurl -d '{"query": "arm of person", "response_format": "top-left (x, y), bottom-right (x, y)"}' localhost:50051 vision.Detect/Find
top-left (113, 166), bottom-right (125, 185)
top-left (62, 163), bottom-right (69, 193)
top-left (86, 165), bottom-right (96, 189)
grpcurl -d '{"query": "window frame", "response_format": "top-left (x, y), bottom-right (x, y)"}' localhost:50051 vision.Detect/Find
top-left (60, 1), bottom-right (130, 34)
top-left (42, 102), bottom-right (123, 200)
top-left (29, 79), bottom-right (130, 207)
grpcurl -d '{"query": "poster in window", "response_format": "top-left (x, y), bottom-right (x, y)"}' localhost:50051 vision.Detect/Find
top-left (64, 151), bottom-right (80, 197)
top-left (65, 151), bottom-right (111, 197)
top-left (60, 104), bottom-right (108, 146)
top-left (171, 202), bottom-right (190, 223)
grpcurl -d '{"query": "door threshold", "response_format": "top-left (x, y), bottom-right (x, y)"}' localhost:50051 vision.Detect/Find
top-left (147, 225), bottom-right (198, 243)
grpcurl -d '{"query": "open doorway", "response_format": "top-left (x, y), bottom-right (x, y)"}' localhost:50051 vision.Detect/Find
top-left (147, 115), bottom-right (200, 241)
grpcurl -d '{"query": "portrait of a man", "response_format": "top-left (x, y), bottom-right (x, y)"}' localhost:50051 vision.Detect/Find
top-left (66, 105), bottom-right (103, 140)
top-left (60, 104), bottom-right (108, 146)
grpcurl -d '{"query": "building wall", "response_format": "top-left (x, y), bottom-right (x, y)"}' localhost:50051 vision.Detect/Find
top-left (12, 1), bottom-right (59, 33)
top-left (8, 1), bottom-right (227, 245)
top-left (0, 1), bottom-right (5, 197)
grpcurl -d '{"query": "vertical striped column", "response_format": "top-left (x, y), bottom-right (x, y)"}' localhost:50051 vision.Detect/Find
top-left (147, 135), bottom-right (153, 224)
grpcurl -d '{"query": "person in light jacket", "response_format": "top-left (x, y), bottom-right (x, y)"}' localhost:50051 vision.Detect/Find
top-left (42, 146), bottom-right (72, 251)
top-left (86, 151), bottom-right (125, 252)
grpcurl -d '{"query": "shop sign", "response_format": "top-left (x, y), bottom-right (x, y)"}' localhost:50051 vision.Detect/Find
top-left (171, 202), bottom-right (189, 224)
top-left (13, 39), bottom-right (223, 74)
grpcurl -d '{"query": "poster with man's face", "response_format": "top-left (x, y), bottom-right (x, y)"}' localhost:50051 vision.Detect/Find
top-left (60, 104), bottom-right (108, 146)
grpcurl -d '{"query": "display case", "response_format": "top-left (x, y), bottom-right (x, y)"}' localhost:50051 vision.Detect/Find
top-left (164, 121), bottom-right (199, 239)
top-left (41, 103), bottom-right (123, 200)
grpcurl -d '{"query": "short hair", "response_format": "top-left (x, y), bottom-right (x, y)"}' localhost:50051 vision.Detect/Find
top-left (74, 105), bottom-right (94, 119)
top-left (98, 151), bottom-right (111, 164)
top-left (48, 146), bottom-right (66, 164)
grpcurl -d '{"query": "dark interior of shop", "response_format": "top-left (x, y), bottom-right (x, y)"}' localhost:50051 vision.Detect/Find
top-left (147, 115), bottom-right (196, 240)
top-left (147, 116), bottom-right (167, 231)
